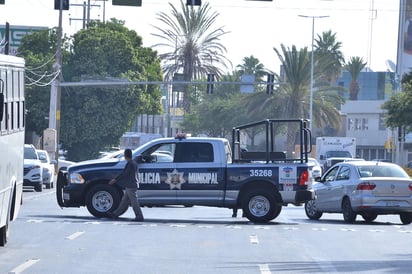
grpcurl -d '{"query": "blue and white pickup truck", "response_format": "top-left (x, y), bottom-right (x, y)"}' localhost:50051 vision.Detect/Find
top-left (57, 119), bottom-right (314, 223)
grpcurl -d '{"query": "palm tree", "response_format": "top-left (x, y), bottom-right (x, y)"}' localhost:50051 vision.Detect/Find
top-left (236, 55), bottom-right (267, 81)
top-left (152, 0), bottom-right (231, 112)
top-left (272, 44), bottom-right (344, 153)
top-left (345, 56), bottom-right (367, 100)
top-left (314, 30), bottom-right (345, 84)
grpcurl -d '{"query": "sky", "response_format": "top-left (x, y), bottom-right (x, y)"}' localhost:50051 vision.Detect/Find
top-left (0, 0), bottom-right (401, 74)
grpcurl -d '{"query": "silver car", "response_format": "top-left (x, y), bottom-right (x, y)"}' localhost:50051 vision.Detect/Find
top-left (305, 161), bottom-right (412, 224)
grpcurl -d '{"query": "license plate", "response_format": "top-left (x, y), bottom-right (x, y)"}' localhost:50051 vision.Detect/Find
top-left (386, 201), bottom-right (400, 207)
top-left (63, 193), bottom-right (70, 201)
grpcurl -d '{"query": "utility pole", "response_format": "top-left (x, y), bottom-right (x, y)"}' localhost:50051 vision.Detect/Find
top-left (48, 0), bottom-right (64, 162)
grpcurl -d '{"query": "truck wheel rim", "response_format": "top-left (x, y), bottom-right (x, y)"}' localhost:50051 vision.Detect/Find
top-left (92, 191), bottom-right (113, 212)
top-left (249, 195), bottom-right (270, 217)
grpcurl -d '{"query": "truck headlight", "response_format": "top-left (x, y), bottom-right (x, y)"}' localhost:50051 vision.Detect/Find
top-left (70, 173), bottom-right (85, 184)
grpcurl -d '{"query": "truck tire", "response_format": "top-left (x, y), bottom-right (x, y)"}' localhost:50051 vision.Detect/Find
top-left (242, 189), bottom-right (280, 223)
top-left (0, 220), bottom-right (8, 247)
top-left (86, 184), bottom-right (122, 218)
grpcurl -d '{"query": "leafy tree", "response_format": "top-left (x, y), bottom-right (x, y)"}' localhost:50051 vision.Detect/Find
top-left (60, 19), bottom-right (163, 160)
top-left (345, 56), bottom-right (367, 100)
top-left (18, 28), bottom-right (70, 139)
top-left (382, 78), bottom-right (412, 133)
top-left (314, 30), bottom-right (345, 84)
top-left (152, 0), bottom-right (231, 112)
top-left (181, 73), bottom-right (245, 138)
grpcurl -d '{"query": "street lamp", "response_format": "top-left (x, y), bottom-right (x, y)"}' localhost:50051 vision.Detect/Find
top-left (298, 15), bottom-right (329, 131)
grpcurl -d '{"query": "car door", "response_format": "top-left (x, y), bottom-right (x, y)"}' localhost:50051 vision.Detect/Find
top-left (328, 165), bottom-right (351, 211)
top-left (315, 165), bottom-right (339, 211)
top-left (174, 141), bottom-right (226, 206)
top-left (137, 143), bottom-right (177, 205)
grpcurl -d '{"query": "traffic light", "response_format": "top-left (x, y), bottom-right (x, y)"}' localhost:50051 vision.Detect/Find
top-left (113, 0), bottom-right (142, 6)
top-left (0, 1), bottom-right (5, 5)
top-left (186, 0), bottom-right (201, 6)
top-left (54, 0), bottom-right (69, 10)
top-left (207, 74), bottom-right (214, 94)
top-left (266, 73), bottom-right (274, 94)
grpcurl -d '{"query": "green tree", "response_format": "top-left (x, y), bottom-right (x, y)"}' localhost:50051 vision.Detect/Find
top-left (60, 19), bottom-right (163, 160)
top-left (181, 73), bottom-right (245, 138)
top-left (382, 79), bottom-right (412, 132)
top-left (271, 44), bottom-right (344, 147)
top-left (18, 28), bottom-right (70, 139)
top-left (152, 0), bottom-right (231, 112)
top-left (314, 30), bottom-right (345, 84)
top-left (236, 55), bottom-right (267, 81)
top-left (345, 56), bottom-right (367, 100)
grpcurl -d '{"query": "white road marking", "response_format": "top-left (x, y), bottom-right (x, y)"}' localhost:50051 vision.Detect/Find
top-left (258, 264), bottom-right (271, 274)
top-left (170, 224), bottom-right (186, 228)
top-left (250, 235), bottom-right (259, 244)
top-left (312, 227), bottom-right (328, 231)
top-left (340, 228), bottom-right (356, 232)
top-left (84, 221), bottom-right (101, 225)
top-left (8, 259), bottom-right (40, 274)
top-left (198, 225), bottom-right (214, 228)
top-left (26, 219), bottom-right (44, 223)
top-left (226, 225), bottom-right (242, 229)
top-left (254, 226), bottom-right (270, 230)
top-left (65, 231), bottom-right (85, 240)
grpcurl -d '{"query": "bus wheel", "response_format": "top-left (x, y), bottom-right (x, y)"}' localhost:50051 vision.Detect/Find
top-left (86, 184), bottom-right (122, 218)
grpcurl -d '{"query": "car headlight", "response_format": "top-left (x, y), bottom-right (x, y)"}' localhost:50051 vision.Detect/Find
top-left (70, 173), bottom-right (85, 184)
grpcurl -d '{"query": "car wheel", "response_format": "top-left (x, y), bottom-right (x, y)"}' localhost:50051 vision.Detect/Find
top-left (85, 184), bottom-right (122, 218)
top-left (241, 189), bottom-right (280, 223)
top-left (361, 212), bottom-right (378, 223)
top-left (45, 183), bottom-right (51, 189)
top-left (400, 213), bottom-right (412, 225)
top-left (305, 200), bottom-right (322, 220)
top-left (342, 198), bottom-right (356, 223)
top-left (35, 183), bottom-right (43, 192)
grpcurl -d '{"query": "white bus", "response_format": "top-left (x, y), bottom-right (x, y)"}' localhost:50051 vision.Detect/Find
top-left (0, 54), bottom-right (25, 246)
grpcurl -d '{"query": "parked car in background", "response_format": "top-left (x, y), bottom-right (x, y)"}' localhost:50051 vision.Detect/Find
top-left (305, 161), bottom-right (412, 224)
top-left (24, 144), bottom-right (43, 192)
top-left (308, 157), bottom-right (322, 178)
top-left (58, 159), bottom-right (75, 171)
top-left (37, 150), bottom-right (57, 189)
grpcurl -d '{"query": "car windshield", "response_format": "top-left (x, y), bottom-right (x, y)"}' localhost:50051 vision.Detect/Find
top-left (326, 151), bottom-right (352, 158)
top-left (357, 165), bottom-right (409, 178)
top-left (24, 147), bottom-right (38, 159)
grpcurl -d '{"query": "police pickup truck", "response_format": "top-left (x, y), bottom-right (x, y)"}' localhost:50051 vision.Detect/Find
top-left (57, 119), bottom-right (314, 223)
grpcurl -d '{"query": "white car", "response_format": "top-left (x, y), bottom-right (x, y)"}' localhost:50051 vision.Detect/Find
top-left (308, 157), bottom-right (322, 178)
top-left (24, 144), bottom-right (43, 192)
top-left (37, 150), bottom-right (57, 189)
top-left (305, 161), bottom-right (412, 224)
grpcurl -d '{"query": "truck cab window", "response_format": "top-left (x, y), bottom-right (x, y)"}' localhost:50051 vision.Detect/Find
top-left (174, 143), bottom-right (214, 163)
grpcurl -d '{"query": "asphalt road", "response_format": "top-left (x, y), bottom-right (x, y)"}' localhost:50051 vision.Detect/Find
top-left (1, 189), bottom-right (411, 274)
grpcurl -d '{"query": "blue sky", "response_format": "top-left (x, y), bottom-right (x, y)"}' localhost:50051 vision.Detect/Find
top-left (0, 0), bottom-right (400, 74)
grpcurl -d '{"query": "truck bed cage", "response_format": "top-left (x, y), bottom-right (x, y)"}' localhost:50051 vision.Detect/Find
top-left (231, 119), bottom-right (312, 163)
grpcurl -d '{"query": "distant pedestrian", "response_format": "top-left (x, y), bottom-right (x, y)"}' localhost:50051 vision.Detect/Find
top-left (107, 148), bottom-right (144, 222)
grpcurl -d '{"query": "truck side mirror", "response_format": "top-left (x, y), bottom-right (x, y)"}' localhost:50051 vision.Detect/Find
top-left (136, 155), bottom-right (144, 163)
